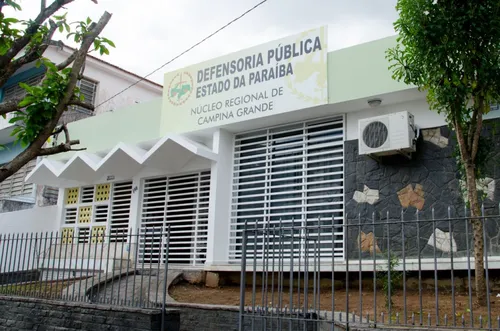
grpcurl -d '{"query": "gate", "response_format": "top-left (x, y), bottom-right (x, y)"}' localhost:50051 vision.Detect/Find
top-left (238, 209), bottom-right (500, 331)
top-left (238, 222), bottom-right (332, 331)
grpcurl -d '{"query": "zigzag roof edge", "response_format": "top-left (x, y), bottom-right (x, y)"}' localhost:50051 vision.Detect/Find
top-left (95, 142), bottom-right (147, 170)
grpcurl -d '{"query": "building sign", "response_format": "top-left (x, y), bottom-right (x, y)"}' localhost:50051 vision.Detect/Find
top-left (161, 26), bottom-right (328, 133)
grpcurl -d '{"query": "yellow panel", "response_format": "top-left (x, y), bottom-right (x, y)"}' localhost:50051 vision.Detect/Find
top-left (65, 188), bottom-right (79, 205)
top-left (61, 227), bottom-right (74, 244)
top-left (78, 206), bottom-right (92, 224)
top-left (95, 184), bottom-right (110, 202)
top-left (91, 226), bottom-right (106, 244)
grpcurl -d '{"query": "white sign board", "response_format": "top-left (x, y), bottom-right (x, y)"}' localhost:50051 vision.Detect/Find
top-left (161, 26), bottom-right (328, 134)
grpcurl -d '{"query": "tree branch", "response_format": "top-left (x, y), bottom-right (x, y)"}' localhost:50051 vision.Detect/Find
top-left (38, 122), bottom-right (83, 156)
top-left (37, 141), bottom-right (85, 156)
top-left (56, 49), bottom-right (78, 70)
top-left (0, 99), bottom-right (23, 116)
top-left (454, 115), bottom-right (471, 165)
top-left (0, 0), bottom-right (74, 70)
top-left (51, 123), bottom-right (66, 136)
top-left (0, 11), bottom-right (112, 183)
top-left (10, 20), bottom-right (58, 72)
top-left (471, 103), bottom-right (484, 162)
top-left (68, 99), bottom-right (94, 112)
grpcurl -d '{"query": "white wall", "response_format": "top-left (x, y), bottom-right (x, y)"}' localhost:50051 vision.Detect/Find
top-left (206, 129), bottom-right (233, 266)
top-left (43, 47), bottom-right (162, 115)
top-left (0, 47), bottom-right (162, 131)
top-left (0, 206), bottom-right (58, 234)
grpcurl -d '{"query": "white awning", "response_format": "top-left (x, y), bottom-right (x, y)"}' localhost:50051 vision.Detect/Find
top-left (26, 134), bottom-right (217, 188)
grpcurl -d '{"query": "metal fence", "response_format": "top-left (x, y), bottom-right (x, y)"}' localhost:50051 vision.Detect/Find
top-left (238, 206), bottom-right (500, 330)
top-left (0, 227), bottom-right (173, 327)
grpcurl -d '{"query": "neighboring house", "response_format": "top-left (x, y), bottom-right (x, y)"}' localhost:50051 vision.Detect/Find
top-left (9, 26), bottom-right (500, 271)
top-left (0, 44), bottom-right (163, 212)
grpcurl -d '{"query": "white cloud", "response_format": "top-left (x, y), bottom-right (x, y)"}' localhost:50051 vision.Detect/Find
top-left (5, 0), bottom-right (398, 84)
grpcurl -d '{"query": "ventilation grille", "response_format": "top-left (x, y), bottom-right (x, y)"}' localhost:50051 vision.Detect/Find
top-left (140, 172), bottom-right (210, 265)
top-left (229, 116), bottom-right (345, 260)
top-left (110, 181), bottom-right (133, 242)
top-left (362, 121), bottom-right (389, 149)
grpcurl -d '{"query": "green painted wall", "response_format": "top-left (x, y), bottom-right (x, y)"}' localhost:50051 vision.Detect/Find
top-left (328, 35), bottom-right (413, 103)
top-left (46, 36), bottom-right (416, 160)
top-left (49, 98), bottom-right (162, 161)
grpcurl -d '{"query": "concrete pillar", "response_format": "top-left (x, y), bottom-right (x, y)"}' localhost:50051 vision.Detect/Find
top-left (205, 129), bottom-right (233, 267)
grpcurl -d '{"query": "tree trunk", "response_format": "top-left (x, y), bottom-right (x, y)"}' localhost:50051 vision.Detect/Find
top-left (465, 164), bottom-right (487, 306)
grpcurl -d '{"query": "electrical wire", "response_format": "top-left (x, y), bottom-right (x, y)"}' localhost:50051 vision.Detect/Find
top-left (95, 0), bottom-right (269, 109)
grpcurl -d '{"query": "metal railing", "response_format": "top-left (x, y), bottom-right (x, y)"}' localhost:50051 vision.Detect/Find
top-left (0, 228), bottom-right (172, 310)
top-left (238, 206), bottom-right (500, 330)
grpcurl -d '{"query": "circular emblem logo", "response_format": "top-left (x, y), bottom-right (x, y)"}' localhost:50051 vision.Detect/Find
top-left (167, 72), bottom-right (194, 106)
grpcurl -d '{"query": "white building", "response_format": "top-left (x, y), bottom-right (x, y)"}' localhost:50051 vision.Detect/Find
top-left (0, 44), bottom-right (163, 210)
top-left (0, 26), bottom-right (498, 273)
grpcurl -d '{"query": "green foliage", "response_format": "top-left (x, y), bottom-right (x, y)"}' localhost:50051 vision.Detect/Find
top-left (67, 17), bottom-right (115, 55)
top-left (0, 0), bottom-right (115, 148)
top-left (387, 0), bottom-right (500, 200)
top-left (0, 4), bottom-right (21, 56)
top-left (377, 252), bottom-right (403, 309)
top-left (10, 63), bottom-right (74, 147)
top-left (387, 1), bottom-right (500, 123)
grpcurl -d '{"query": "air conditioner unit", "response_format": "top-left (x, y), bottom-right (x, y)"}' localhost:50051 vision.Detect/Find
top-left (358, 111), bottom-right (417, 158)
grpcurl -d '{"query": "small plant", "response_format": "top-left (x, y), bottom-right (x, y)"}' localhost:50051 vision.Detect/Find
top-left (377, 252), bottom-right (403, 309)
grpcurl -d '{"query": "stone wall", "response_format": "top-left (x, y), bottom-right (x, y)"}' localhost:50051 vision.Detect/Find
top-left (344, 119), bottom-right (500, 260)
top-left (0, 296), bottom-right (180, 331)
top-left (170, 303), bottom-right (321, 331)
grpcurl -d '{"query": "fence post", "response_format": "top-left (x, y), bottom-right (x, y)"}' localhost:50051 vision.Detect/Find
top-left (239, 221), bottom-right (249, 331)
top-left (161, 225), bottom-right (171, 331)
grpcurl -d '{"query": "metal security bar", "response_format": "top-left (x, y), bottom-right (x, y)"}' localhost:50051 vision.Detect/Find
top-left (0, 228), bottom-right (171, 310)
top-left (230, 116), bottom-right (345, 261)
top-left (239, 205), bottom-right (500, 331)
top-left (140, 171), bottom-right (210, 266)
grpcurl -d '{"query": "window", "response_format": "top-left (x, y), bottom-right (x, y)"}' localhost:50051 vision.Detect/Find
top-left (2, 73), bottom-right (44, 103)
top-left (0, 159), bottom-right (36, 199)
top-left (2, 73), bottom-right (44, 122)
top-left (61, 181), bottom-right (133, 244)
top-left (229, 116), bottom-right (345, 260)
top-left (139, 171), bottom-right (210, 266)
top-left (60, 78), bottom-right (98, 124)
top-left (71, 78), bottom-right (98, 115)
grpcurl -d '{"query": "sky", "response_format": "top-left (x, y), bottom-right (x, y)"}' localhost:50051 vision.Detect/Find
top-left (7, 0), bottom-right (399, 84)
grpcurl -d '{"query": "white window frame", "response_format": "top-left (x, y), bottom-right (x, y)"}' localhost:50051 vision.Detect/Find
top-left (70, 77), bottom-right (98, 115)
top-left (60, 180), bottom-right (133, 244)
top-left (229, 115), bottom-right (346, 261)
top-left (0, 158), bottom-right (37, 202)
top-left (139, 170), bottom-right (211, 266)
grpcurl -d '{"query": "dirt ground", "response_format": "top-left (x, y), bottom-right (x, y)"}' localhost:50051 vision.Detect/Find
top-left (170, 283), bottom-right (500, 327)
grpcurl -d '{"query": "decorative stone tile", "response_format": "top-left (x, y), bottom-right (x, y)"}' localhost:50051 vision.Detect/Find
top-left (459, 177), bottom-right (496, 202)
top-left (397, 184), bottom-right (425, 210)
top-left (357, 231), bottom-right (381, 254)
top-left (353, 185), bottom-right (379, 205)
top-left (427, 228), bottom-right (457, 253)
top-left (422, 128), bottom-right (449, 148)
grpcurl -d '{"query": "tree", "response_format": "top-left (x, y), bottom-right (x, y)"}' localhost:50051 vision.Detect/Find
top-left (0, 0), bottom-right (114, 183)
top-left (387, 0), bottom-right (500, 305)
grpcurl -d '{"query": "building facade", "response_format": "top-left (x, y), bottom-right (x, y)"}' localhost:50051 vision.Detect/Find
top-left (20, 27), bottom-right (500, 271)
top-left (0, 45), bottom-right (163, 211)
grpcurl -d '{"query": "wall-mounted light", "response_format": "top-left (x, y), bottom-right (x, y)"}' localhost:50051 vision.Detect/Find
top-left (367, 98), bottom-right (382, 108)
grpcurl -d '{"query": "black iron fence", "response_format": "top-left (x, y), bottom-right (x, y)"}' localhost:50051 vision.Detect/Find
top-left (0, 227), bottom-right (173, 312)
top-left (238, 206), bottom-right (500, 330)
